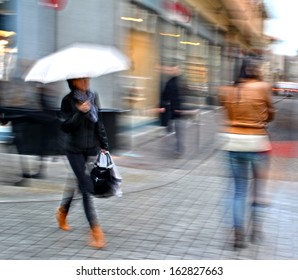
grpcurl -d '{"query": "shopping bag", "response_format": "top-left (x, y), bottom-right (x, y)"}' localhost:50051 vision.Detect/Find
top-left (90, 152), bottom-right (122, 198)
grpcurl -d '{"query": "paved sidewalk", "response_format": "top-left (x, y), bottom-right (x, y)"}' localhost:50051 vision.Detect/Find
top-left (0, 109), bottom-right (297, 260)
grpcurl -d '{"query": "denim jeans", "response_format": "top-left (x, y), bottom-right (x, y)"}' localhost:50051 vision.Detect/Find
top-left (60, 151), bottom-right (98, 228)
top-left (228, 151), bottom-right (269, 230)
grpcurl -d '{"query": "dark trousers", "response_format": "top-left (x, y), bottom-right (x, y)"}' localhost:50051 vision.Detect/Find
top-left (61, 151), bottom-right (98, 228)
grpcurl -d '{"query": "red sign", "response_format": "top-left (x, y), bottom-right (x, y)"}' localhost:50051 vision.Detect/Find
top-left (164, 0), bottom-right (192, 23)
top-left (38, 0), bottom-right (67, 11)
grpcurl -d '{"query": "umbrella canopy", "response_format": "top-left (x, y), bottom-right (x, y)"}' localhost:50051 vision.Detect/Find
top-left (24, 43), bottom-right (130, 83)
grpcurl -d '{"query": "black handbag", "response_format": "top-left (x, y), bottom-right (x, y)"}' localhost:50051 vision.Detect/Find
top-left (90, 152), bottom-right (115, 198)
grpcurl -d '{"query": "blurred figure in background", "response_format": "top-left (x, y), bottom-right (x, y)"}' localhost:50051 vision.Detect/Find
top-left (160, 64), bottom-right (188, 158)
top-left (57, 77), bottom-right (109, 249)
top-left (218, 58), bottom-right (275, 249)
top-left (13, 83), bottom-right (59, 186)
top-left (158, 65), bottom-right (173, 128)
top-left (0, 66), bottom-right (60, 186)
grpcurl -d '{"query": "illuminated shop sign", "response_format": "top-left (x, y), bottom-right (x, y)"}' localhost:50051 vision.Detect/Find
top-left (38, 0), bottom-right (67, 10)
top-left (163, 0), bottom-right (192, 25)
top-left (133, 0), bottom-right (192, 26)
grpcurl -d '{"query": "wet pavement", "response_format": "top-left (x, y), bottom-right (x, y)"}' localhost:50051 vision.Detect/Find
top-left (0, 107), bottom-right (297, 260)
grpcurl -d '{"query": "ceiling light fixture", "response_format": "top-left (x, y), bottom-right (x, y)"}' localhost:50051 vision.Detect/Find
top-left (121, 17), bottom-right (143, 22)
top-left (160, 33), bottom-right (181, 37)
top-left (0, 40), bottom-right (8, 45)
top-left (180, 41), bottom-right (200, 46)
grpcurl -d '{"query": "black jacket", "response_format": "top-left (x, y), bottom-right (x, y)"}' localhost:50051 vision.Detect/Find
top-left (161, 75), bottom-right (186, 119)
top-left (60, 92), bottom-right (109, 153)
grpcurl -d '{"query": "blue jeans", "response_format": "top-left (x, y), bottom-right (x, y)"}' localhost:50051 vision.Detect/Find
top-left (61, 151), bottom-right (98, 228)
top-left (228, 151), bottom-right (269, 230)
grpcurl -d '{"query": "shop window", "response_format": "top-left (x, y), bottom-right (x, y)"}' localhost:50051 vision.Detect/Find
top-left (184, 35), bottom-right (209, 96)
top-left (120, 2), bottom-right (157, 33)
top-left (159, 22), bottom-right (187, 65)
top-left (0, 30), bottom-right (17, 81)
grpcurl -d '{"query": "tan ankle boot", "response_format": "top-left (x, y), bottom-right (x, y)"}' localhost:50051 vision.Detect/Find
top-left (56, 207), bottom-right (71, 231)
top-left (89, 225), bottom-right (106, 249)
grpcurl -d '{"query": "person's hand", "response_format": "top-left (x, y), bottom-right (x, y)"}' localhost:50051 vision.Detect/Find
top-left (76, 100), bottom-right (91, 113)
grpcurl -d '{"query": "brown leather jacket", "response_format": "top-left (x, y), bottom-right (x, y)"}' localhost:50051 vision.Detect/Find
top-left (218, 80), bottom-right (275, 135)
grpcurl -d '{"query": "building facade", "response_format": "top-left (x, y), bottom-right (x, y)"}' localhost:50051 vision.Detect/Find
top-left (0, 0), bottom-right (271, 116)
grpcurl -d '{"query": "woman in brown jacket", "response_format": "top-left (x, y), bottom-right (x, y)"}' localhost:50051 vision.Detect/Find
top-left (218, 58), bottom-right (275, 249)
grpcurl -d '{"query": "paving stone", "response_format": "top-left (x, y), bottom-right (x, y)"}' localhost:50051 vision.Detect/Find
top-left (0, 110), bottom-right (297, 260)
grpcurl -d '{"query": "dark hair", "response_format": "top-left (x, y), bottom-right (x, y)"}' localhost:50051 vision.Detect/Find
top-left (67, 79), bottom-right (76, 91)
top-left (238, 57), bottom-right (261, 80)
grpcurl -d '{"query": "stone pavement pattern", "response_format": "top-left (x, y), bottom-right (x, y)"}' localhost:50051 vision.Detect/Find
top-left (0, 109), bottom-right (297, 260)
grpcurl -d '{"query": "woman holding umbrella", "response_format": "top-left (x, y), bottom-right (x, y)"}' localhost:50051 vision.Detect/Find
top-left (24, 43), bottom-right (129, 249)
top-left (56, 77), bottom-right (109, 249)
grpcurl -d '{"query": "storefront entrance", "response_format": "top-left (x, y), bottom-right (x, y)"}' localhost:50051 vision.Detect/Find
top-left (122, 29), bottom-right (160, 127)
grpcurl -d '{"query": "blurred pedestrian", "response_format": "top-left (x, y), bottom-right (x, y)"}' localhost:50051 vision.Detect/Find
top-left (13, 83), bottom-right (59, 186)
top-left (218, 58), bottom-right (275, 248)
top-left (160, 65), bottom-right (188, 158)
top-left (158, 65), bottom-right (173, 128)
top-left (56, 77), bottom-right (109, 249)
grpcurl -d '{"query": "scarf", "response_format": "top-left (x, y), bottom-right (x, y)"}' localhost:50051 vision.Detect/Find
top-left (73, 89), bottom-right (98, 123)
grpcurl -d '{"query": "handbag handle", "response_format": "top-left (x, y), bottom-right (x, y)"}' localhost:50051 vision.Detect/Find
top-left (96, 152), bottom-right (113, 168)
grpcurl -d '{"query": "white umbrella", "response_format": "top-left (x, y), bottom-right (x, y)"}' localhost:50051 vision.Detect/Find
top-left (24, 43), bottom-right (130, 83)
